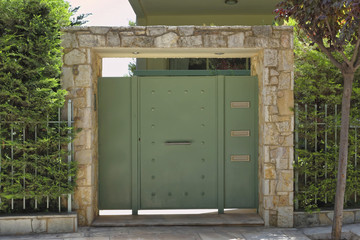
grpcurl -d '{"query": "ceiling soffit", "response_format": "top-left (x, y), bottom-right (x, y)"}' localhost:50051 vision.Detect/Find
top-left (128, 0), bottom-right (279, 17)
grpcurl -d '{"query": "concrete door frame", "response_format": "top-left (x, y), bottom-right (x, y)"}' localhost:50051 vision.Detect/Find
top-left (61, 25), bottom-right (294, 227)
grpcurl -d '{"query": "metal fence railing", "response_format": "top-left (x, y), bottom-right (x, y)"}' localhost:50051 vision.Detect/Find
top-left (294, 103), bottom-right (360, 210)
top-left (0, 100), bottom-right (74, 213)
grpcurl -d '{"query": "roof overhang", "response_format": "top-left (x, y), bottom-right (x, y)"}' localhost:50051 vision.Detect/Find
top-left (128, 0), bottom-right (279, 17)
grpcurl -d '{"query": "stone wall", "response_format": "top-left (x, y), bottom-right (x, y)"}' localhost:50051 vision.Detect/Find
top-left (294, 209), bottom-right (360, 227)
top-left (0, 213), bottom-right (77, 235)
top-left (61, 25), bottom-right (294, 227)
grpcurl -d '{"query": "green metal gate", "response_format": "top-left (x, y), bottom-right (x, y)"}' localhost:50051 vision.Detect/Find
top-left (98, 74), bottom-right (258, 214)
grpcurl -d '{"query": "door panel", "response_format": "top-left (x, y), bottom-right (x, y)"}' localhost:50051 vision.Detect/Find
top-left (224, 76), bottom-right (257, 208)
top-left (98, 75), bottom-right (258, 211)
top-left (139, 76), bottom-right (218, 209)
top-left (98, 77), bottom-right (132, 209)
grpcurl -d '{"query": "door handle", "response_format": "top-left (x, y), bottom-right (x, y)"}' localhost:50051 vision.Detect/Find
top-left (165, 141), bottom-right (192, 145)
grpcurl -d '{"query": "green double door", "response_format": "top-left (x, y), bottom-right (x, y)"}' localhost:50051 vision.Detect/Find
top-left (98, 75), bottom-right (257, 213)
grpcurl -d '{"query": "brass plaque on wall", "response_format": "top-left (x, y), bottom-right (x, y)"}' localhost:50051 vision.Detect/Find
top-left (231, 155), bottom-right (250, 162)
top-left (231, 130), bottom-right (250, 137)
top-left (231, 101), bottom-right (250, 108)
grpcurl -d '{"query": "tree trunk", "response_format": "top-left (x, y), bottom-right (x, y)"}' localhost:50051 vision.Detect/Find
top-left (331, 72), bottom-right (354, 240)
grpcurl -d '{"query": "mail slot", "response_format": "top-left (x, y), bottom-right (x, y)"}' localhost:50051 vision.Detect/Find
top-left (231, 155), bottom-right (250, 162)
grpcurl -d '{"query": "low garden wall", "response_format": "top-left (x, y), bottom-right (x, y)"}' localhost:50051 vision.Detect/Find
top-left (294, 209), bottom-right (360, 227)
top-left (0, 213), bottom-right (77, 235)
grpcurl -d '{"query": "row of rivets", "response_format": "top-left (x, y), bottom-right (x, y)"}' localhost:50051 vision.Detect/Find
top-left (150, 90), bottom-right (207, 94)
top-left (150, 158), bottom-right (206, 162)
top-left (150, 123), bottom-right (206, 128)
top-left (150, 175), bottom-right (206, 180)
top-left (150, 192), bottom-right (206, 196)
top-left (148, 141), bottom-right (206, 144)
top-left (150, 107), bottom-right (207, 111)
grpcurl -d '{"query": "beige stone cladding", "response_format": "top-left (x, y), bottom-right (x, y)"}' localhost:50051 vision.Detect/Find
top-left (61, 25), bottom-right (294, 227)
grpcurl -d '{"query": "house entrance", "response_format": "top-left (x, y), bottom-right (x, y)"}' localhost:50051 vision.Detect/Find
top-left (98, 73), bottom-right (258, 214)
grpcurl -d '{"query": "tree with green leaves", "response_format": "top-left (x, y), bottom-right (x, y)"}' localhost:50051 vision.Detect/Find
top-left (275, 1), bottom-right (360, 239)
top-left (0, 0), bottom-right (78, 212)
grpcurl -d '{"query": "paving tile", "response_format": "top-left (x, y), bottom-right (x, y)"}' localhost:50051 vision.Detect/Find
top-left (281, 229), bottom-right (311, 240)
top-left (242, 230), bottom-right (290, 240)
top-left (199, 232), bottom-right (240, 240)
top-left (64, 238), bottom-right (110, 240)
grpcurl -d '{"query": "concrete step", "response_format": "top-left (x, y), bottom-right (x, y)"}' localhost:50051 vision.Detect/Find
top-left (92, 213), bottom-right (264, 227)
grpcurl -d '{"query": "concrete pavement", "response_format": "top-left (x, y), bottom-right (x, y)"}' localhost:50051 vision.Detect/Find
top-left (1, 224), bottom-right (359, 239)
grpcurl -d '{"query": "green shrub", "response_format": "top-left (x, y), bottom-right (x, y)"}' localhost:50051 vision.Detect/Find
top-left (0, 0), bottom-right (77, 213)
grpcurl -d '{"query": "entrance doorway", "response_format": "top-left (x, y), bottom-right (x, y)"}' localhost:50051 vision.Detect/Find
top-left (98, 73), bottom-right (258, 214)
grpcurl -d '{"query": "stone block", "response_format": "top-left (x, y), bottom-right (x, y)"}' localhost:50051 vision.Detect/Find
top-left (76, 209), bottom-right (86, 226)
top-left (31, 218), bottom-right (46, 233)
top-left (268, 76), bottom-right (278, 85)
top-left (263, 179), bottom-right (270, 195)
top-left (74, 65), bottom-right (92, 87)
top-left (278, 194), bottom-right (289, 206)
top-left (277, 90), bottom-right (293, 116)
top-left (264, 163), bottom-right (276, 179)
top-left (77, 164), bottom-right (93, 186)
top-left (179, 36), bottom-right (202, 47)
top-left (106, 31), bottom-right (120, 47)
top-left (203, 35), bottom-right (226, 47)
top-left (277, 207), bottom-right (293, 227)
top-left (228, 33), bottom-right (245, 48)
top-left (252, 25), bottom-right (272, 37)
top-left (279, 72), bottom-right (291, 90)
top-left (280, 134), bottom-right (293, 146)
top-left (255, 38), bottom-right (269, 48)
top-left (86, 206), bottom-right (96, 225)
top-left (135, 30), bottom-right (146, 35)
top-left (269, 180), bottom-right (277, 195)
top-left (264, 123), bottom-right (280, 145)
top-left (294, 212), bottom-right (319, 227)
top-left (178, 26), bottom-right (195, 36)
top-left (269, 39), bottom-right (280, 48)
top-left (264, 93), bottom-right (276, 105)
top-left (121, 31), bottom-right (134, 36)
top-left (61, 33), bottom-right (79, 49)
top-left (47, 218), bottom-right (75, 233)
top-left (73, 97), bottom-right (86, 108)
top-left (262, 210), bottom-right (270, 227)
top-left (288, 147), bottom-right (294, 170)
top-left (355, 210), bottom-right (360, 222)
top-left (61, 67), bottom-right (74, 90)
top-left (75, 149), bottom-right (93, 165)
top-left (276, 157), bottom-right (289, 170)
top-left (264, 195), bottom-right (278, 209)
top-left (74, 186), bottom-right (93, 206)
top-left (74, 107), bottom-right (93, 129)
top-left (278, 50), bottom-right (294, 71)
top-left (244, 37), bottom-right (256, 47)
top-left (64, 49), bottom-right (86, 65)
top-left (154, 32), bottom-right (179, 48)
top-left (121, 36), bottom-right (153, 47)
top-left (318, 213), bottom-right (332, 225)
top-left (276, 170), bottom-right (293, 192)
top-left (281, 33), bottom-right (291, 48)
top-left (78, 34), bottom-right (106, 47)
top-left (344, 211), bottom-right (355, 224)
top-left (146, 26), bottom-right (167, 36)
top-left (0, 219), bottom-right (32, 235)
top-left (270, 69), bottom-right (279, 76)
top-left (89, 27), bottom-right (110, 35)
top-left (276, 121), bottom-right (291, 132)
top-left (269, 105), bottom-right (279, 114)
top-left (264, 146), bottom-right (270, 163)
top-left (264, 49), bottom-right (278, 67)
